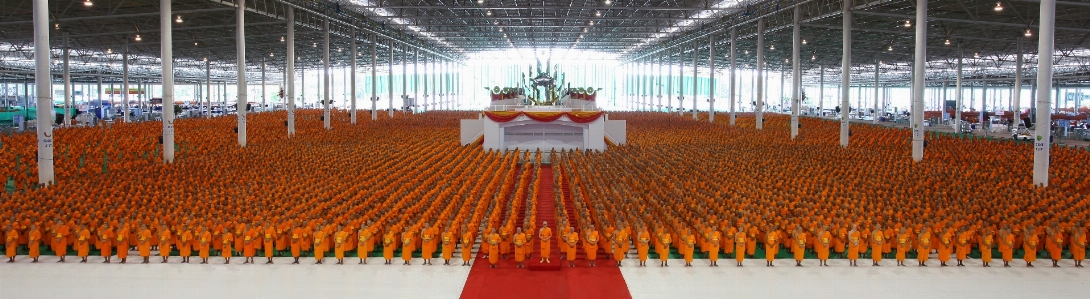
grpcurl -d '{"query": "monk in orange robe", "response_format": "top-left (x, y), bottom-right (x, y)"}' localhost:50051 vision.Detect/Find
top-left (657, 230), bottom-right (671, 267)
top-left (460, 226), bottom-right (474, 266)
top-left (980, 227), bottom-right (994, 267)
top-left (75, 225), bottom-right (91, 263)
top-left (683, 230), bottom-right (696, 267)
top-left (513, 227), bottom-right (527, 268)
top-left (612, 229), bottom-right (627, 267)
top-left (115, 223), bottom-right (128, 264)
top-left (288, 224), bottom-right (302, 264)
top-left (94, 223), bottom-right (112, 263)
top-left (52, 220), bottom-right (69, 263)
top-left (565, 227), bottom-right (578, 267)
top-left (138, 224), bottom-right (152, 264)
top-left (263, 222), bottom-right (276, 264)
top-left (199, 226), bottom-right (211, 264)
top-left (816, 226), bottom-right (831, 266)
top-left (158, 225), bottom-right (174, 263)
top-left (499, 225), bottom-right (512, 259)
top-left (359, 225), bottom-right (373, 264)
top-left (313, 226), bottom-right (327, 264)
top-left (847, 225), bottom-right (860, 267)
top-left (917, 227), bottom-right (932, 266)
top-left (1071, 226), bottom-right (1085, 268)
top-left (487, 228), bottom-right (500, 268)
top-left (937, 228), bottom-right (952, 267)
top-left (400, 229), bottom-right (415, 265)
top-left (636, 226), bottom-right (650, 267)
top-left (763, 226), bottom-right (780, 266)
top-left (539, 222), bottom-right (552, 263)
top-left (871, 224), bottom-right (884, 266)
top-left (178, 227), bottom-right (193, 263)
top-left (1023, 225), bottom-right (1038, 267)
top-left (734, 225), bottom-right (746, 267)
top-left (243, 225), bottom-right (257, 264)
top-left (955, 227), bottom-right (970, 267)
top-left (334, 226), bottom-right (348, 265)
top-left (382, 230), bottom-right (396, 265)
top-left (1046, 223), bottom-right (1064, 267)
top-left (791, 227), bottom-right (805, 267)
top-left (421, 223), bottom-right (436, 265)
top-left (441, 227), bottom-right (455, 265)
top-left (585, 226), bottom-right (600, 267)
top-left (221, 230), bottom-right (233, 264)
top-left (895, 227), bottom-right (909, 267)
top-left (707, 230), bottom-right (721, 267)
top-left (28, 224), bottom-right (42, 263)
top-left (5, 225), bottom-right (18, 263)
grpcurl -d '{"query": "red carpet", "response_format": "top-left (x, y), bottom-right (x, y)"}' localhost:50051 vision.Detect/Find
top-left (459, 165), bottom-right (632, 299)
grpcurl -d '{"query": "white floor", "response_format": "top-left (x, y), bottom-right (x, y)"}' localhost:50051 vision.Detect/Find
top-left (0, 256), bottom-right (471, 299)
top-left (3, 256), bottom-right (1086, 299)
top-left (619, 258), bottom-right (1088, 299)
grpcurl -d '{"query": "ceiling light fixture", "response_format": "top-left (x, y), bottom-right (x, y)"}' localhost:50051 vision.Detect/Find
top-left (811, 55), bottom-right (816, 60)
top-left (486, 10), bottom-right (492, 16)
top-left (107, 48), bottom-right (112, 54)
top-left (281, 36), bottom-right (285, 42)
top-left (888, 46), bottom-right (893, 51)
top-left (270, 53), bottom-right (274, 57)
top-left (604, 0), bottom-right (611, 4)
top-left (313, 43), bottom-right (317, 47)
top-left (1024, 29), bottom-right (1032, 37)
top-left (994, 2), bottom-right (1003, 12)
top-left (974, 52), bottom-right (980, 58)
top-left (83, 0), bottom-right (93, 7)
top-left (194, 42), bottom-right (198, 46)
top-left (134, 34), bottom-right (142, 41)
top-left (54, 24), bottom-right (59, 29)
top-left (944, 39), bottom-right (950, 45)
top-left (595, 11), bottom-right (601, 17)
top-left (904, 20), bottom-right (911, 28)
top-left (175, 16), bottom-right (183, 23)
top-left (589, 21), bottom-right (595, 26)
top-left (477, 0), bottom-right (483, 3)
top-left (802, 39), bottom-right (807, 45)
top-left (769, 44), bottom-right (775, 50)
top-left (498, 28), bottom-right (503, 32)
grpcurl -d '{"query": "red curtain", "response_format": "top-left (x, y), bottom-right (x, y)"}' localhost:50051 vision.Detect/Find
top-left (524, 112), bottom-right (565, 122)
top-left (484, 111), bottom-right (522, 122)
top-left (484, 111), bottom-right (605, 123)
top-left (566, 111), bottom-right (604, 123)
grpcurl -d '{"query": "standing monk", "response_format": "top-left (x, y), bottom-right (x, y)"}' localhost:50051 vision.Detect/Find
top-left (1046, 223), bottom-right (1064, 268)
top-left (585, 225), bottom-right (600, 267)
top-left (871, 224), bottom-right (884, 266)
top-left (382, 229), bottom-right (395, 265)
top-left (138, 224), bottom-right (152, 264)
top-left (980, 227), bottom-right (994, 267)
top-left (539, 221), bottom-right (552, 264)
top-left (917, 227), bottom-right (932, 267)
top-left (358, 224), bottom-right (373, 265)
top-left (178, 226), bottom-right (193, 263)
top-left (937, 228), bottom-right (952, 267)
top-left (683, 229), bottom-right (696, 267)
top-left (158, 225), bottom-right (172, 263)
top-left (513, 227), bottom-right (527, 268)
top-left (765, 226), bottom-right (779, 267)
top-left (421, 223), bottom-right (436, 266)
top-left (96, 223), bottom-right (113, 263)
top-left (657, 228), bottom-right (671, 267)
top-left (637, 225), bottom-right (650, 267)
top-left (115, 223), bottom-right (128, 264)
top-left (1071, 225), bottom-right (1085, 268)
top-left (999, 227), bottom-right (1014, 267)
top-left (334, 225), bottom-right (348, 265)
top-left (221, 229), bottom-right (233, 264)
top-left (400, 228), bottom-right (415, 266)
top-left (817, 226), bottom-right (831, 267)
top-left (792, 227), bottom-right (805, 267)
top-left (5, 225), bottom-right (18, 263)
top-left (1023, 225), bottom-right (1038, 267)
top-left (460, 225), bottom-right (474, 266)
top-left (440, 227), bottom-right (455, 265)
top-left (565, 226), bottom-right (579, 267)
top-left (28, 224), bottom-right (42, 263)
top-left (199, 226), bottom-right (211, 264)
top-left (76, 225), bottom-right (91, 263)
top-left (707, 229), bottom-right (721, 267)
top-left (895, 227), bottom-right (909, 267)
top-left (487, 228), bottom-right (500, 268)
top-left (847, 225), bottom-right (860, 267)
top-left (52, 220), bottom-right (69, 263)
top-left (290, 224), bottom-right (303, 264)
top-left (734, 225), bottom-right (746, 267)
top-left (264, 222), bottom-right (276, 264)
top-left (313, 225), bottom-right (327, 265)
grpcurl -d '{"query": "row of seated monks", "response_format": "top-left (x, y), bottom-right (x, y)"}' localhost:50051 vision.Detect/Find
top-left (1, 111), bottom-right (1087, 269)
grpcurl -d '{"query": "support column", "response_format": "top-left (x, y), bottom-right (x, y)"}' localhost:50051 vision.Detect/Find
top-left (911, 0), bottom-right (926, 161)
top-left (121, 41), bottom-right (128, 122)
top-left (692, 40), bottom-right (698, 120)
top-left (388, 39), bottom-right (394, 118)
top-left (414, 49), bottom-right (419, 112)
top-left (657, 54), bottom-right (662, 111)
top-left (1013, 40), bottom-right (1023, 130)
top-left (678, 47), bottom-right (684, 115)
top-left (757, 18), bottom-right (766, 129)
top-left (667, 52), bottom-right (673, 112)
top-left (371, 34), bottom-right (377, 120)
top-left (261, 58), bottom-right (266, 113)
top-left (236, 0), bottom-right (247, 146)
top-left (1033, 0), bottom-right (1054, 187)
top-left (206, 60), bottom-right (211, 120)
top-left (286, 7), bottom-right (295, 134)
top-left (401, 44), bottom-right (408, 111)
top-left (709, 35), bottom-right (716, 123)
top-left (873, 60), bottom-right (879, 124)
top-left (63, 34), bottom-right (73, 125)
top-left (161, 0), bottom-right (175, 162)
top-left (350, 29), bottom-right (357, 124)
top-left (33, 0), bottom-right (54, 185)
top-left (322, 18), bottom-right (331, 129)
top-left (729, 28), bottom-right (737, 125)
top-left (422, 51), bottom-right (428, 112)
top-left (839, 0), bottom-right (852, 147)
top-left (819, 65), bottom-right (824, 115)
top-left (955, 44), bottom-right (963, 132)
top-left (791, 5), bottom-right (801, 137)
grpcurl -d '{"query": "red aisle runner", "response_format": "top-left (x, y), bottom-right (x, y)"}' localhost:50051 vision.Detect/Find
top-left (459, 165), bottom-right (631, 299)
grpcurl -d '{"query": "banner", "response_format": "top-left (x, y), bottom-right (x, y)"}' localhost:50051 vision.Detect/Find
top-left (484, 111), bottom-right (604, 123)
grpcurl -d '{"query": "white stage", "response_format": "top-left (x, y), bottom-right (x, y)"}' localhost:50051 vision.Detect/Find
top-left (461, 108), bottom-right (626, 152)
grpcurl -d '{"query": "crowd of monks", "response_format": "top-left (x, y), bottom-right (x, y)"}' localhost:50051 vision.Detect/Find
top-left (1, 111), bottom-right (1087, 269)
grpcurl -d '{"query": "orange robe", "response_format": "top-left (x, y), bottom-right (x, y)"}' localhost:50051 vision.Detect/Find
top-left (243, 229), bottom-right (256, 258)
top-left (221, 233), bottom-right (233, 258)
top-left (847, 231), bottom-right (860, 261)
top-left (565, 232), bottom-right (578, 262)
top-left (937, 231), bottom-right (952, 263)
top-left (461, 231), bottom-right (474, 263)
top-left (441, 231), bottom-right (455, 261)
top-left (817, 231), bottom-right (831, 260)
top-left (138, 229), bottom-right (152, 257)
top-left (917, 232), bottom-right (932, 263)
top-left (52, 225), bottom-right (69, 257)
top-left (28, 229), bottom-right (42, 258)
top-left (765, 233), bottom-right (778, 262)
top-left (734, 233), bottom-right (746, 263)
top-left (871, 231), bottom-right (884, 262)
top-left (637, 231), bottom-right (650, 262)
top-left (96, 229), bottom-right (113, 258)
top-left (1023, 234), bottom-right (1038, 263)
top-left (313, 230), bottom-right (327, 260)
top-left (199, 231), bottom-right (211, 259)
top-left (178, 231), bottom-right (192, 258)
top-left (684, 234), bottom-right (696, 263)
top-left (6, 230), bottom-right (19, 258)
top-left (77, 229), bottom-right (91, 258)
top-left (895, 233), bottom-right (909, 262)
top-left (264, 227), bottom-right (276, 258)
top-left (793, 233), bottom-right (806, 262)
top-left (539, 227), bottom-right (553, 259)
top-left (980, 233), bottom-right (994, 263)
top-left (401, 232), bottom-right (414, 263)
top-left (656, 233), bottom-right (671, 262)
top-left (487, 233), bottom-right (500, 265)
top-left (585, 231), bottom-right (600, 261)
top-left (513, 233), bottom-right (527, 263)
top-left (708, 232), bottom-right (721, 262)
top-left (115, 227), bottom-right (128, 260)
top-left (291, 228), bottom-right (303, 258)
top-left (1071, 233), bottom-right (1085, 262)
top-left (334, 231), bottom-right (348, 260)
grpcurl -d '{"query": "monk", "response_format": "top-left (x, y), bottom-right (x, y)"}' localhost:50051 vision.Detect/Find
top-left (199, 226), bottom-right (211, 264)
top-left (221, 229), bottom-right (233, 264)
top-left (74, 225), bottom-right (90, 263)
top-left (358, 225), bottom-right (372, 264)
top-left (980, 227), bottom-right (994, 267)
top-left (707, 229), bottom-right (721, 267)
top-left (5, 225), bottom-right (18, 263)
top-left (421, 223), bottom-right (436, 265)
top-left (999, 227), bottom-right (1014, 267)
top-left (1046, 223), bottom-right (1064, 267)
top-left (871, 224), bottom-right (883, 266)
top-left (565, 226), bottom-right (578, 267)
top-left (612, 228), bottom-right (627, 267)
top-left (243, 224), bottom-right (256, 264)
top-left (791, 227), bottom-right (805, 267)
top-left (460, 225), bottom-right (474, 266)
top-left (334, 225), bottom-right (348, 265)
top-left (765, 226), bottom-right (779, 267)
top-left (817, 226), bottom-right (831, 266)
top-left (513, 227), bottom-right (527, 268)
top-left (636, 225), bottom-right (650, 267)
top-left (382, 230), bottom-right (395, 265)
top-left (499, 225), bottom-right (512, 259)
top-left (96, 223), bottom-right (113, 263)
top-left (1023, 225), bottom-right (1038, 267)
top-left (847, 224), bottom-right (860, 267)
top-left (290, 224), bottom-right (303, 264)
top-left (683, 229), bottom-right (696, 267)
top-left (487, 228), bottom-right (500, 268)
top-left (895, 227), bottom-right (909, 267)
top-left (115, 223), bottom-right (128, 264)
top-left (917, 226), bottom-right (931, 267)
top-left (1071, 225), bottom-right (1085, 268)
top-left (734, 225), bottom-right (746, 267)
top-left (441, 227), bottom-right (455, 265)
top-left (264, 222), bottom-right (276, 264)
top-left (937, 228), bottom-right (952, 267)
top-left (585, 225), bottom-right (599, 267)
top-left (313, 225), bottom-right (327, 264)
top-left (538, 221), bottom-right (552, 263)
top-left (28, 224), bottom-right (41, 263)
top-left (52, 220), bottom-right (69, 263)
top-left (400, 229), bottom-right (414, 266)
top-left (955, 227), bottom-right (970, 267)
top-left (657, 228), bottom-right (671, 267)
top-left (138, 224), bottom-right (152, 264)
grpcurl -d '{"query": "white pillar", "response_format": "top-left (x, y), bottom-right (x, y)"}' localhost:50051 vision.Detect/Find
top-left (1032, 0), bottom-right (1054, 187)
top-left (422, 52), bottom-right (428, 112)
top-left (657, 55), bottom-right (662, 111)
top-left (235, 0), bottom-right (248, 147)
top-left (414, 49), bottom-right (419, 112)
top-left (692, 41), bottom-right (698, 120)
top-left (911, 0), bottom-right (927, 161)
top-left (350, 29), bottom-right (357, 124)
top-left (729, 28), bottom-right (737, 125)
top-left (839, 0), bottom-right (852, 147)
top-left (819, 65), bottom-right (824, 115)
top-left (323, 18), bottom-right (331, 129)
top-left (709, 35), bottom-right (716, 122)
top-left (756, 18), bottom-right (765, 129)
top-left (205, 60), bottom-right (211, 120)
top-left (678, 48), bottom-right (684, 115)
top-left (955, 44), bottom-right (963, 132)
top-left (401, 44), bottom-right (407, 111)
top-left (261, 59), bottom-right (266, 113)
top-left (161, 0), bottom-right (175, 162)
top-left (791, 5), bottom-right (801, 138)
top-left (286, 7), bottom-right (295, 134)
top-left (388, 40), bottom-right (394, 117)
top-left (1013, 40), bottom-right (1023, 130)
top-left (371, 34), bottom-right (377, 120)
top-left (667, 52), bottom-right (673, 112)
top-left (33, 0), bottom-right (54, 185)
top-left (63, 34), bottom-right (73, 125)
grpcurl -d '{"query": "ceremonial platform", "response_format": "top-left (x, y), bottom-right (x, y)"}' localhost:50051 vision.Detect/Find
top-left (461, 108), bottom-right (626, 151)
